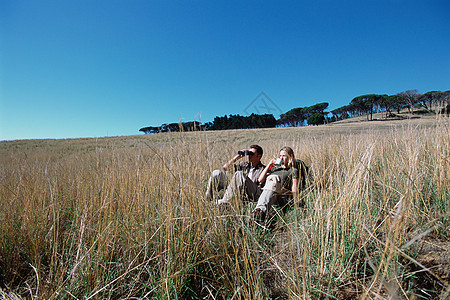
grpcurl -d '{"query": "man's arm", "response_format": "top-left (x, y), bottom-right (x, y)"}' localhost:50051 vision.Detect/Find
top-left (222, 153), bottom-right (243, 171)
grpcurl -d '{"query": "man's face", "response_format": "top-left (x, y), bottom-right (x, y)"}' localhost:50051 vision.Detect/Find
top-left (248, 147), bottom-right (261, 165)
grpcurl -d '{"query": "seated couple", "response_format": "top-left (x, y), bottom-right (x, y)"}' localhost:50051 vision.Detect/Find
top-left (205, 144), bottom-right (301, 221)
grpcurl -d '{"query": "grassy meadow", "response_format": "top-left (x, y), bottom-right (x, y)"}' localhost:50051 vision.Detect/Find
top-left (0, 116), bottom-right (449, 299)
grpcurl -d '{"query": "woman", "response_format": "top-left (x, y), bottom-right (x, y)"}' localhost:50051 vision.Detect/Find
top-left (252, 146), bottom-right (299, 221)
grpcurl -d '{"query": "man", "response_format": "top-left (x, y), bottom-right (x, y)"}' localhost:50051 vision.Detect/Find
top-left (206, 144), bottom-right (265, 205)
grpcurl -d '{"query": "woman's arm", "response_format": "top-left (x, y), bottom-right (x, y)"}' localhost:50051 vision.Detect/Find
top-left (281, 178), bottom-right (299, 196)
top-left (258, 158), bottom-right (276, 184)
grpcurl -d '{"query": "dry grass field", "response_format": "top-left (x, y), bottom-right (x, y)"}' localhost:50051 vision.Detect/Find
top-left (1, 114), bottom-right (449, 299)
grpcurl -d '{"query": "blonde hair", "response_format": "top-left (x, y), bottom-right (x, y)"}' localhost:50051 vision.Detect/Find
top-left (280, 146), bottom-right (297, 168)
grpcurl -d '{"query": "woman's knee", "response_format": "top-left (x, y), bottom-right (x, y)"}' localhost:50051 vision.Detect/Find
top-left (263, 175), bottom-right (281, 192)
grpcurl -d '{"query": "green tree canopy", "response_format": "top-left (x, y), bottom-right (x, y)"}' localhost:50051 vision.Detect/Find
top-left (307, 112), bottom-right (325, 126)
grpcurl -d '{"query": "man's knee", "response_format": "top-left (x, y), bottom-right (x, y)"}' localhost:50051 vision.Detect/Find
top-left (212, 169), bottom-right (223, 177)
top-left (232, 170), bottom-right (245, 180)
top-left (211, 169), bottom-right (226, 181)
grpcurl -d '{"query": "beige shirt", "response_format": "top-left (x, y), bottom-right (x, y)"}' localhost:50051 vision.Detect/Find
top-left (234, 161), bottom-right (266, 185)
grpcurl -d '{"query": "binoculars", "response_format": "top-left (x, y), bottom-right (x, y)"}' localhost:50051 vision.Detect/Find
top-left (238, 150), bottom-right (253, 156)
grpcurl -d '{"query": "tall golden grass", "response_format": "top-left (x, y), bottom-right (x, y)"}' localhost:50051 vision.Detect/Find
top-left (0, 117), bottom-right (449, 299)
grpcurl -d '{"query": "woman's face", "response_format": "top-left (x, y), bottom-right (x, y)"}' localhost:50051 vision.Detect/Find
top-left (279, 150), bottom-right (289, 166)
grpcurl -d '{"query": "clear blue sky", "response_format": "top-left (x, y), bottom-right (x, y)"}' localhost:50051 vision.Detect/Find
top-left (1, 0), bottom-right (449, 140)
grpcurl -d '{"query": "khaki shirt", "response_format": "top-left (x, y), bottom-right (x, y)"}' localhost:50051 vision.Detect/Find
top-left (234, 161), bottom-right (266, 186)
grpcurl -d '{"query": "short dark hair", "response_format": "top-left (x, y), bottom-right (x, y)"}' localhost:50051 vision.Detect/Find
top-left (249, 144), bottom-right (263, 156)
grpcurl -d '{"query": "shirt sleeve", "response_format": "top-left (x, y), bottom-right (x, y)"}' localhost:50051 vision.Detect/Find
top-left (292, 167), bottom-right (299, 179)
top-left (234, 161), bottom-right (247, 172)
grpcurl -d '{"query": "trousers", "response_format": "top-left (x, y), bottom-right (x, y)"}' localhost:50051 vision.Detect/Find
top-left (206, 169), bottom-right (261, 205)
top-left (254, 174), bottom-right (281, 213)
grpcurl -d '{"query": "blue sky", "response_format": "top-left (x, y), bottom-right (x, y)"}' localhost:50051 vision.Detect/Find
top-left (1, 0), bottom-right (449, 140)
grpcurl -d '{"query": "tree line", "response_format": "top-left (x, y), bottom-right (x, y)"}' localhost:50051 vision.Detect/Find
top-left (330, 90), bottom-right (450, 122)
top-left (207, 114), bottom-right (277, 130)
top-left (139, 90), bottom-right (450, 134)
top-left (277, 102), bottom-right (329, 127)
top-left (139, 121), bottom-right (206, 134)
